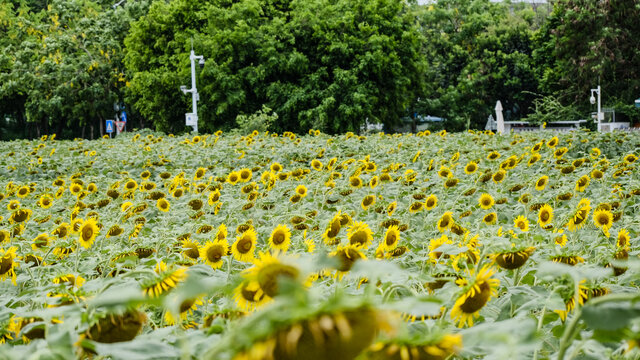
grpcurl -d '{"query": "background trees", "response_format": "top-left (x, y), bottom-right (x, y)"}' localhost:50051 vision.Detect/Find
top-left (1, 0), bottom-right (639, 138)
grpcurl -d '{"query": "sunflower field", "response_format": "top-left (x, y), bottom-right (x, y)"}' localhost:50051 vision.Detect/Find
top-left (0, 129), bottom-right (639, 359)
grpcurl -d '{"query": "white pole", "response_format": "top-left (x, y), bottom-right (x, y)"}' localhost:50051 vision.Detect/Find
top-left (190, 49), bottom-right (198, 134)
top-left (597, 85), bottom-right (601, 132)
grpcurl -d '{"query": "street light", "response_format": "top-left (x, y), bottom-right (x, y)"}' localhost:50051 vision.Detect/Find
top-left (590, 85), bottom-right (602, 132)
top-left (180, 41), bottom-right (204, 133)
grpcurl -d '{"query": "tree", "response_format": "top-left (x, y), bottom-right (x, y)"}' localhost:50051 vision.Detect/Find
top-left (416, 0), bottom-right (539, 130)
top-left (124, 0), bottom-right (427, 134)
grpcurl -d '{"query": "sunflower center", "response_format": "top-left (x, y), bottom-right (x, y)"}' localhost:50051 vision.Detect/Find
top-left (328, 221), bottom-right (341, 238)
top-left (597, 215), bottom-right (609, 226)
top-left (516, 221), bottom-right (526, 230)
top-left (0, 256), bottom-right (13, 275)
top-left (385, 233), bottom-right (397, 246)
top-left (257, 264), bottom-right (299, 297)
top-left (460, 282), bottom-right (491, 313)
top-left (440, 217), bottom-right (450, 228)
top-left (185, 245), bottom-right (199, 259)
top-left (363, 197), bottom-right (374, 206)
top-left (238, 238), bottom-right (252, 253)
top-left (485, 214), bottom-right (495, 222)
top-left (179, 299), bottom-right (195, 313)
top-left (335, 249), bottom-right (362, 272)
top-left (82, 226), bottom-right (94, 241)
top-left (272, 232), bottom-right (285, 245)
top-left (349, 231), bottom-right (368, 247)
top-left (541, 211), bottom-right (550, 222)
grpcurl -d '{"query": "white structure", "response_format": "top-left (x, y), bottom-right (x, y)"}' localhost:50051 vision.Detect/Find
top-left (590, 85), bottom-right (603, 132)
top-left (180, 44), bottom-right (205, 133)
top-left (495, 101), bottom-right (505, 134)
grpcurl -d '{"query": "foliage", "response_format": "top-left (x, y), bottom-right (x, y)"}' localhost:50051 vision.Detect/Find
top-left (234, 105), bottom-right (278, 135)
top-left (0, 129), bottom-right (639, 358)
top-left (523, 94), bottom-right (583, 126)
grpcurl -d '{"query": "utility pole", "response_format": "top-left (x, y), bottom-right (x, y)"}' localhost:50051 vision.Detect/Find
top-left (180, 40), bottom-right (204, 133)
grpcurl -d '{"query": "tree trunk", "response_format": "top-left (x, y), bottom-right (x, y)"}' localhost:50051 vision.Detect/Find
top-left (90, 124), bottom-right (94, 140)
top-left (99, 115), bottom-right (104, 137)
top-left (81, 125), bottom-right (85, 139)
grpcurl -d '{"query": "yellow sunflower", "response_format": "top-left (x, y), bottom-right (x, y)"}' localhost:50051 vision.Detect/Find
top-left (0, 247), bottom-right (19, 285)
top-left (478, 193), bottom-right (494, 210)
top-left (242, 251), bottom-right (301, 299)
top-left (268, 224), bottom-right (291, 252)
top-left (142, 262), bottom-right (187, 298)
top-left (450, 265), bottom-right (500, 327)
top-left (617, 229), bottom-right (630, 248)
top-left (165, 296), bottom-right (204, 325)
top-left (330, 244), bottom-right (366, 279)
top-left (537, 204), bottom-right (554, 228)
top-left (425, 194), bottom-right (438, 210)
top-left (464, 161), bottom-right (478, 174)
top-left (200, 239), bottom-right (228, 269)
top-left (233, 280), bottom-right (268, 311)
top-left (215, 224), bottom-right (228, 242)
top-left (32, 233), bottom-right (50, 250)
top-left (361, 195), bottom-right (376, 210)
top-left (78, 218), bottom-right (99, 249)
top-left (437, 212), bottom-right (454, 232)
top-left (347, 221), bottom-right (373, 249)
top-left (386, 201), bottom-right (397, 216)
top-left (232, 228), bottom-right (258, 263)
top-left (227, 171), bottom-right (240, 185)
top-left (38, 195), bottom-right (53, 209)
top-left (513, 215), bottom-right (529, 232)
top-left (16, 186), bottom-right (30, 198)
top-left (0, 230), bottom-right (10, 244)
top-left (157, 198), bottom-right (170, 212)
top-left (566, 199), bottom-right (591, 232)
top-left (494, 247), bottom-right (535, 270)
top-left (592, 208), bottom-right (613, 236)
top-left (379, 225), bottom-right (400, 253)
top-left (295, 184), bottom-right (308, 198)
top-left (483, 212), bottom-right (497, 225)
top-left (575, 175), bottom-right (590, 192)
top-left (535, 175), bottom-right (548, 191)
top-left (181, 239), bottom-right (201, 261)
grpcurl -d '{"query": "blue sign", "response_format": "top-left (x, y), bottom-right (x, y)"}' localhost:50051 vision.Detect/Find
top-left (105, 120), bottom-right (115, 134)
top-left (121, 110), bottom-right (128, 123)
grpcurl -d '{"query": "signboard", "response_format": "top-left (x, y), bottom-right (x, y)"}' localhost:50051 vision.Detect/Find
top-left (121, 110), bottom-right (128, 123)
top-left (635, 98), bottom-right (640, 108)
top-left (186, 113), bottom-right (198, 126)
top-left (105, 120), bottom-right (115, 134)
top-left (115, 121), bottom-right (126, 133)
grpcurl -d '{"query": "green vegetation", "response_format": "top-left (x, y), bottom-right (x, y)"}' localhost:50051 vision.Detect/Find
top-left (1, 0), bottom-right (639, 138)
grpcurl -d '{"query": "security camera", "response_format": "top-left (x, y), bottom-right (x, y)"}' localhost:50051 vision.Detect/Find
top-left (198, 58), bottom-right (205, 69)
top-left (180, 85), bottom-right (187, 94)
top-left (590, 95), bottom-right (596, 105)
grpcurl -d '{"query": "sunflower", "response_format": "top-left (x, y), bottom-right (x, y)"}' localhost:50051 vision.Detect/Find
top-left (0, 247), bottom-right (19, 285)
top-left (233, 280), bottom-right (268, 311)
top-left (6, 200), bottom-right (20, 211)
top-left (537, 204), bottom-right (554, 228)
top-left (367, 334), bottom-right (462, 360)
top-left (347, 221), bottom-right (373, 249)
top-left (575, 175), bottom-right (590, 192)
top-left (181, 238), bottom-right (200, 261)
top-left (349, 176), bottom-right (363, 188)
top-left (369, 176), bottom-right (379, 189)
top-left (531, 141), bottom-right (543, 153)
top-left (624, 153), bottom-right (638, 164)
top-left (513, 215), bottom-right (529, 232)
top-left (482, 212), bottom-right (497, 225)
top-left (478, 193), bottom-right (494, 210)
top-left (322, 212), bottom-right (342, 244)
top-left (409, 201), bottom-right (424, 214)
top-left (592, 208), bottom-right (613, 235)
top-left (547, 136), bottom-right (559, 148)
top-left (464, 161), bottom-right (478, 174)
top-left (437, 212), bottom-right (454, 232)
top-left (492, 170), bottom-right (506, 183)
top-left (142, 262), bottom-right (187, 297)
top-left (0, 230), bottom-right (10, 244)
top-left (16, 186), bottom-right (30, 198)
top-left (535, 175), bottom-right (548, 191)
top-left (78, 218), bottom-right (99, 249)
top-left (10, 209), bottom-right (31, 224)
top-left (566, 199), bottom-right (591, 232)
top-left (242, 252), bottom-right (301, 299)
top-left (270, 162), bottom-right (283, 173)
top-left (428, 234), bottom-right (453, 263)
top-left (38, 195), bottom-right (53, 209)
top-left (123, 179), bottom-right (137, 192)
top-left (215, 224), bottom-right (228, 242)
top-left (450, 265), bottom-right (500, 327)
top-left (208, 189), bottom-right (221, 205)
top-left (386, 201), bottom-right (397, 216)
top-left (361, 195), bottom-right (376, 210)
top-left (438, 166), bottom-right (452, 178)
top-left (295, 184), bottom-right (308, 198)
top-left (232, 228), bottom-right (258, 263)
top-left (227, 171), bottom-right (240, 185)
top-left (310, 159), bottom-right (323, 171)
top-left (330, 244), bottom-right (366, 278)
top-left (164, 296), bottom-right (204, 325)
top-left (32, 233), bottom-right (50, 250)
top-left (157, 198), bottom-right (170, 212)
top-left (425, 194), bottom-right (438, 210)
top-left (379, 225), bottom-right (400, 253)
top-left (527, 153), bottom-right (541, 166)
top-left (268, 224), bottom-right (292, 252)
top-left (494, 247), bottom-right (535, 270)
top-left (617, 229), bottom-right (630, 248)
top-left (200, 239), bottom-right (228, 269)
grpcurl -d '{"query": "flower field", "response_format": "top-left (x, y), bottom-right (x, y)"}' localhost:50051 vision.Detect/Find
top-left (0, 129), bottom-right (639, 359)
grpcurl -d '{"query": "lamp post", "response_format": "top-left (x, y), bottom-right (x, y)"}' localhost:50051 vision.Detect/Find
top-left (180, 42), bottom-right (204, 133)
top-left (590, 85), bottom-right (602, 132)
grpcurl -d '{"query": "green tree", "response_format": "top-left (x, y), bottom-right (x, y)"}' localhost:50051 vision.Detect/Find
top-left (124, 0), bottom-right (427, 134)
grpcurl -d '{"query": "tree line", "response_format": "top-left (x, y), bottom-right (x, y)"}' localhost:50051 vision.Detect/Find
top-left (1, 0), bottom-right (639, 139)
